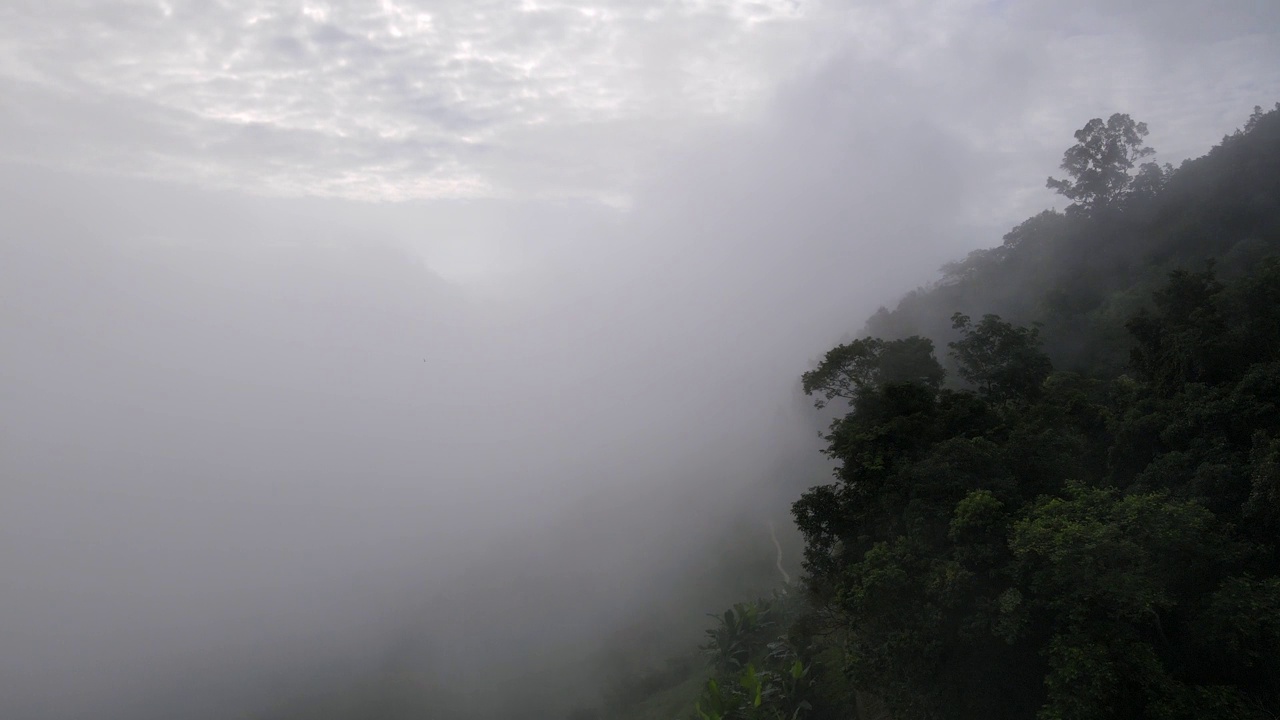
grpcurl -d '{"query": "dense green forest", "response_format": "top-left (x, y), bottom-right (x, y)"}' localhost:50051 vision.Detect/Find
top-left (596, 104), bottom-right (1280, 720)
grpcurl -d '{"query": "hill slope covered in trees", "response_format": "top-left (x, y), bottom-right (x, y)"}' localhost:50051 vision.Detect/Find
top-left (604, 104), bottom-right (1280, 720)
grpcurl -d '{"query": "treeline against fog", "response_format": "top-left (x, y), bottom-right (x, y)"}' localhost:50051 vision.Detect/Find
top-left (599, 104), bottom-right (1280, 720)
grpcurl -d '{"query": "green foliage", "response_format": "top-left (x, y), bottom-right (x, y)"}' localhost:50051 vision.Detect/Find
top-left (1047, 113), bottom-right (1155, 214)
top-left (789, 256), bottom-right (1280, 719)
top-left (694, 593), bottom-right (818, 720)
top-left (871, 104), bottom-right (1280, 378)
top-left (703, 602), bottom-right (780, 676)
top-left (622, 104), bottom-right (1280, 720)
top-left (802, 337), bottom-right (944, 409)
top-left (949, 313), bottom-right (1053, 401)
top-left (788, 105), bottom-right (1280, 715)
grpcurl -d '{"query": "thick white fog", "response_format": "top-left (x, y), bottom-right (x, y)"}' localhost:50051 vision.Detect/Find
top-left (2, 1), bottom-right (1277, 718)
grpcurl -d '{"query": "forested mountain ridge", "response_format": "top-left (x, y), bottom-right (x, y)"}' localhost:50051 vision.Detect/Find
top-left (866, 104), bottom-right (1280, 377)
top-left (605, 104), bottom-right (1280, 720)
top-left (255, 105), bottom-right (1280, 720)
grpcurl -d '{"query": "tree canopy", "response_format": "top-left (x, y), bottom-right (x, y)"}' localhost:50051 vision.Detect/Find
top-left (667, 105), bottom-right (1280, 720)
top-left (1046, 112), bottom-right (1155, 214)
top-left (792, 262), bottom-right (1280, 719)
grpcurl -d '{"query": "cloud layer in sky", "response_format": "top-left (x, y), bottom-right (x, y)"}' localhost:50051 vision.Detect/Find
top-left (2, 0), bottom-right (1276, 206)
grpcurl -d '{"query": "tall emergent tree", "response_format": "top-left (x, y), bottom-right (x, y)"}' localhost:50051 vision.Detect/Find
top-left (1046, 113), bottom-right (1154, 214)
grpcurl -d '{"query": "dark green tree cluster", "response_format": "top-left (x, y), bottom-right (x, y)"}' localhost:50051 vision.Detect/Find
top-left (867, 104), bottom-right (1280, 377)
top-left (791, 259), bottom-right (1280, 720)
top-left (692, 594), bottom-right (816, 720)
top-left (652, 104), bottom-right (1280, 720)
top-left (1046, 113), bottom-right (1156, 215)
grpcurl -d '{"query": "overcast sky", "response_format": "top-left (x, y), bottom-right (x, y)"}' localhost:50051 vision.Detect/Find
top-left (1, 2), bottom-right (1278, 719)
top-left (4, 1), bottom-right (1277, 207)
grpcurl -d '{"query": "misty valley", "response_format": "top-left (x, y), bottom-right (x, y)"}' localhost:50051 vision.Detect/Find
top-left (3, 4), bottom-right (1280, 720)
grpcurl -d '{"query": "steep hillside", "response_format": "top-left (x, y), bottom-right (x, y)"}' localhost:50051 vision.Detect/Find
top-left (866, 104), bottom-right (1280, 377)
top-left (616, 103), bottom-right (1280, 720)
